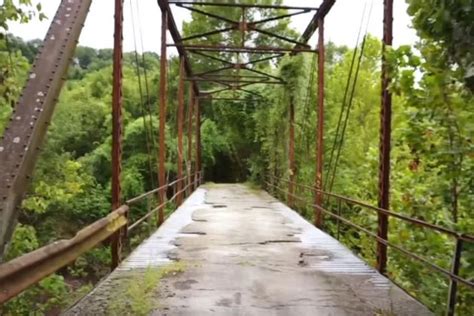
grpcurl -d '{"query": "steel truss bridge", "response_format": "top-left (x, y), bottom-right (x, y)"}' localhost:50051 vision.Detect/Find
top-left (0, 1), bottom-right (472, 315)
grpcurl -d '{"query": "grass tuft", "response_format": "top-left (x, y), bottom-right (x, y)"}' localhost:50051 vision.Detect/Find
top-left (107, 261), bottom-right (186, 316)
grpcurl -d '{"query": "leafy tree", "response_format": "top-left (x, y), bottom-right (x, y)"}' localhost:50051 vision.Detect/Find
top-left (406, 0), bottom-right (474, 88)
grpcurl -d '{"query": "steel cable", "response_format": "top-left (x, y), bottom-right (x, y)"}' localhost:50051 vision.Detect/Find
top-left (129, 0), bottom-right (156, 189)
top-left (323, 2), bottom-right (368, 192)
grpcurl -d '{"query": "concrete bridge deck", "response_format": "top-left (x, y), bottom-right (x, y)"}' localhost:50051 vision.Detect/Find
top-left (66, 184), bottom-right (431, 315)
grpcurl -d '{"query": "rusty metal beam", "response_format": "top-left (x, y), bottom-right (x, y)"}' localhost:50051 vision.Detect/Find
top-left (181, 26), bottom-right (236, 42)
top-left (111, 0), bottom-right (124, 269)
top-left (177, 57), bottom-right (185, 206)
top-left (377, 0), bottom-right (393, 275)
top-left (187, 78), bottom-right (284, 85)
top-left (177, 3), bottom-right (237, 25)
top-left (189, 50), bottom-right (234, 65)
top-left (198, 97), bottom-right (251, 102)
top-left (193, 53), bottom-right (285, 80)
top-left (201, 82), bottom-right (261, 97)
top-left (178, 5), bottom-right (313, 49)
top-left (187, 86), bottom-right (194, 193)
top-left (170, 1), bottom-right (318, 11)
top-left (194, 65), bottom-right (235, 77)
top-left (242, 66), bottom-right (285, 83)
top-left (158, 8), bottom-right (168, 226)
top-left (157, 0), bottom-right (199, 97)
top-left (0, 206), bottom-right (128, 304)
top-left (0, 0), bottom-right (93, 261)
top-left (244, 53), bottom-right (285, 66)
top-left (299, 0), bottom-right (336, 45)
top-left (447, 238), bottom-right (463, 316)
top-left (315, 18), bottom-right (325, 228)
top-left (288, 97), bottom-right (295, 207)
top-left (198, 74), bottom-right (274, 80)
top-left (195, 99), bottom-right (202, 182)
top-left (169, 44), bottom-right (317, 54)
top-left (252, 27), bottom-right (310, 48)
top-left (252, 9), bottom-right (312, 26)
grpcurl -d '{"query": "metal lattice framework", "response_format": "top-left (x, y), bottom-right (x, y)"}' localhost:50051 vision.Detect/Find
top-left (156, 0), bottom-right (334, 235)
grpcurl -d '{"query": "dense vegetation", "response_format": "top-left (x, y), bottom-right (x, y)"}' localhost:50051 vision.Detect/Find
top-left (0, 0), bottom-right (472, 314)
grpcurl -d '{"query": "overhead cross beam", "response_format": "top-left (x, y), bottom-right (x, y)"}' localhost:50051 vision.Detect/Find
top-left (187, 78), bottom-right (284, 85)
top-left (192, 53), bottom-right (286, 83)
top-left (299, 0), bottom-right (336, 45)
top-left (164, 0), bottom-right (329, 95)
top-left (169, 1), bottom-right (319, 10)
top-left (178, 4), bottom-right (312, 48)
top-left (170, 44), bottom-right (316, 54)
top-left (157, 0), bottom-right (199, 97)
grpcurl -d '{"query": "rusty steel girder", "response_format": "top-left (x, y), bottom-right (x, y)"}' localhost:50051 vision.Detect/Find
top-left (377, 0), bottom-right (393, 275)
top-left (158, 7), bottom-right (168, 226)
top-left (0, 0), bottom-right (93, 260)
top-left (177, 57), bottom-right (186, 206)
top-left (111, 0), bottom-right (125, 269)
top-left (315, 18), bottom-right (325, 228)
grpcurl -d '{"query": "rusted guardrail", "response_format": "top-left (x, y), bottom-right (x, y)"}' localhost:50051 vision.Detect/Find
top-left (0, 205), bottom-right (128, 303)
top-left (0, 171), bottom-right (204, 304)
top-left (127, 172), bottom-right (202, 231)
top-left (265, 175), bottom-right (474, 316)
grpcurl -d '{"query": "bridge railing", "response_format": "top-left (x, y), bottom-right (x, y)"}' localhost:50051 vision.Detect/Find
top-left (0, 171), bottom-right (204, 304)
top-left (265, 175), bottom-right (474, 316)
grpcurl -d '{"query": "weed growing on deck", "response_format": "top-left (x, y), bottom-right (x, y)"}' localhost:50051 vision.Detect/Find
top-left (107, 261), bottom-right (186, 316)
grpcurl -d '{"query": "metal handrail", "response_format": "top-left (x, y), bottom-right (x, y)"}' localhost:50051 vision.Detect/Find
top-left (0, 205), bottom-right (129, 303)
top-left (125, 174), bottom-right (190, 205)
top-left (0, 170), bottom-right (204, 304)
top-left (127, 177), bottom-right (195, 232)
top-left (265, 175), bottom-right (473, 315)
top-left (268, 175), bottom-right (474, 242)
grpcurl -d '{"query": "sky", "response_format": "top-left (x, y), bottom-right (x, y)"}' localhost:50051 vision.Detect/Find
top-left (8, 0), bottom-right (418, 54)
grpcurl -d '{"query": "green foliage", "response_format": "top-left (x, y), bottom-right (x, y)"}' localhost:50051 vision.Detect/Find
top-left (5, 224), bottom-right (38, 261)
top-left (201, 118), bottom-right (230, 166)
top-left (0, 0), bottom-right (46, 31)
top-left (0, 1), bottom-right (44, 134)
top-left (406, 0), bottom-right (473, 84)
top-left (0, 36), bottom-right (30, 134)
top-left (2, 274), bottom-right (67, 315)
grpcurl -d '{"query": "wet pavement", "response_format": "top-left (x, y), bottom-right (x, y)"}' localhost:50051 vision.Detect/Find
top-left (66, 184), bottom-right (432, 316)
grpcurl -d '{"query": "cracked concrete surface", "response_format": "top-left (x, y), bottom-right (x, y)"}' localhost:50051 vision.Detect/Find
top-left (66, 184), bottom-right (432, 316)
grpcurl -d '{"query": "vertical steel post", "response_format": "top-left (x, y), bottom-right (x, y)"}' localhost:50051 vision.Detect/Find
top-left (176, 57), bottom-right (185, 205)
top-left (111, 0), bottom-right (124, 269)
top-left (187, 87), bottom-right (194, 193)
top-left (376, 0), bottom-right (393, 274)
top-left (158, 9), bottom-right (168, 226)
top-left (315, 18), bottom-right (325, 228)
top-left (195, 99), bottom-right (202, 185)
top-left (288, 96), bottom-right (295, 207)
top-left (337, 198), bottom-right (342, 240)
top-left (447, 238), bottom-right (463, 316)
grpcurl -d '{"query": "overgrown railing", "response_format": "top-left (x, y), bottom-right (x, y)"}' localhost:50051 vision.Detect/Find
top-left (0, 171), bottom-right (203, 304)
top-left (265, 175), bottom-right (474, 316)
